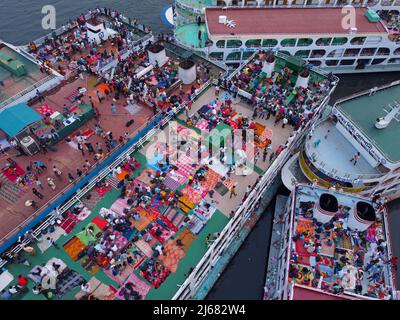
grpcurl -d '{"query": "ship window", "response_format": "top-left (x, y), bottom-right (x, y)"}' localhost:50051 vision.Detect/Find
top-left (279, 50), bottom-right (292, 56)
top-left (226, 51), bottom-right (241, 61)
top-left (242, 51), bottom-right (254, 60)
top-left (388, 58), bottom-right (400, 64)
top-left (340, 59), bottom-right (355, 65)
top-left (388, 183), bottom-right (400, 191)
top-left (294, 50), bottom-right (310, 59)
top-left (209, 52), bottom-right (224, 61)
top-left (216, 0), bottom-right (227, 5)
top-left (327, 49), bottom-right (344, 58)
top-left (245, 39), bottom-right (262, 48)
top-left (310, 49), bottom-right (326, 58)
top-left (226, 39), bottom-right (242, 48)
top-left (356, 59), bottom-right (371, 66)
top-left (262, 39), bottom-right (278, 47)
top-left (332, 37), bottom-right (348, 46)
top-left (350, 37), bottom-right (366, 45)
top-left (281, 38), bottom-right (297, 47)
top-left (216, 40), bottom-right (225, 48)
top-left (360, 48), bottom-right (377, 56)
top-left (383, 177), bottom-right (396, 185)
top-left (395, 48), bottom-right (400, 55)
top-left (316, 37), bottom-right (332, 46)
top-left (308, 60), bottom-right (322, 66)
top-left (344, 48), bottom-right (360, 57)
top-left (371, 58), bottom-right (386, 65)
top-left (377, 47), bottom-right (390, 56)
top-left (297, 38), bottom-right (313, 46)
top-left (325, 60), bottom-right (339, 66)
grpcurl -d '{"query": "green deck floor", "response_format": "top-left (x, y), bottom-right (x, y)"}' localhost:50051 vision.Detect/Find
top-left (3, 143), bottom-right (229, 300)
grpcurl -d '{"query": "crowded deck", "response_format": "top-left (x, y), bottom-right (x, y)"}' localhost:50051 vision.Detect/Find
top-left (289, 185), bottom-right (395, 300)
top-left (0, 9), bottom-right (338, 299)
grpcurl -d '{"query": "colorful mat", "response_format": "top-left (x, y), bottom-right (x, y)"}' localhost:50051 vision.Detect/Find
top-left (134, 239), bottom-right (154, 258)
top-left (96, 185), bottom-right (111, 197)
top-left (178, 195), bottom-right (195, 213)
top-left (163, 207), bottom-right (186, 230)
top-left (63, 236), bottom-right (87, 261)
top-left (115, 273), bottom-right (151, 300)
top-left (174, 228), bottom-right (197, 252)
top-left (36, 104), bottom-right (55, 116)
top-left (158, 240), bottom-right (185, 273)
top-left (139, 259), bottom-right (171, 289)
top-left (91, 216), bottom-right (108, 231)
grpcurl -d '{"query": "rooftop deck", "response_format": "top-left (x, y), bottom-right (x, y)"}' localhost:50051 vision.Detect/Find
top-left (0, 44), bottom-right (51, 106)
top-left (205, 7), bottom-right (387, 36)
top-left (289, 185), bottom-right (395, 299)
top-left (336, 81), bottom-right (400, 163)
top-left (306, 120), bottom-right (381, 180)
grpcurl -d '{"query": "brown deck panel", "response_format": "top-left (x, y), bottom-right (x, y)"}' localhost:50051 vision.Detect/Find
top-left (205, 7), bottom-right (387, 36)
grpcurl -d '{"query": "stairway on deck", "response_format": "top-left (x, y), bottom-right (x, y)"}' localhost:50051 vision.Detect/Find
top-left (0, 173), bottom-right (27, 204)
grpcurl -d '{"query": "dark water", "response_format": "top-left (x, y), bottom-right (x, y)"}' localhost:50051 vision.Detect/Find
top-left (1, 1), bottom-right (400, 299)
top-left (0, 0), bottom-right (173, 45)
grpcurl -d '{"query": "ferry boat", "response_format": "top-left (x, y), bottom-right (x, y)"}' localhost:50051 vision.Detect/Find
top-left (174, 2), bottom-right (400, 73)
top-left (174, 0), bottom-right (400, 28)
top-left (282, 79), bottom-right (400, 202)
top-left (0, 8), bottom-right (338, 300)
top-left (265, 184), bottom-right (397, 300)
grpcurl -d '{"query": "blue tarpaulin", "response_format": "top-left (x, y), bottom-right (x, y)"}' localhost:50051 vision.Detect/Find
top-left (0, 103), bottom-right (42, 137)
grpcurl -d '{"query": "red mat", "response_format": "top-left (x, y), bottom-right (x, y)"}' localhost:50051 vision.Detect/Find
top-left (92, 216), bottom-right (108, 230)
top-left (36, 104), bottom-right (55, 116)
top-left (2, 165), bottom-right (25, 182)
top-left (96, 185), bottom-right (111, 197)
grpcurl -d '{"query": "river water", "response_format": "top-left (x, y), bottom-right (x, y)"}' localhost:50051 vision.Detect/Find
top-left (1, 0), bottom-right (400, 299)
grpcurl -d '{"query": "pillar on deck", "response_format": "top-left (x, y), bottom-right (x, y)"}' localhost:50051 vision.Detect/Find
top-left (148, 44), bottom-right (168, 67)
top-left (179, 59), bottom-right (197, 85)
top-left (295, 68), bottom-right (310, 89)
top-left (262, 53), bottom-right (276, 77)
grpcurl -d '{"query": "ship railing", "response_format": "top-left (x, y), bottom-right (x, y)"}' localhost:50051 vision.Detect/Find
top-left (304, 141), bottom-right (385, 181)
top-left (0, 74), bottom-right (57, 110)
top-left (333, 79), bottom-right (400, 166)
top-left (0, 79), bottom-right (212, 269)
top-left (382, 203), bottom-right (398, 300)
top-left (97, 34), bottom-right (154, 72)
top-left (172, 76), bottom-right (339, 300)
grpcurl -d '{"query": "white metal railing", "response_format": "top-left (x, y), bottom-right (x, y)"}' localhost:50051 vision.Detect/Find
top-left (0, 74), bottom-right (56, 109)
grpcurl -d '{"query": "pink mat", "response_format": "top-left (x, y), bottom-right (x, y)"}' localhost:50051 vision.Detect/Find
top-left (115, 273), bottom-right (151, 300)
top-left (111, 198), bottom-right (130, 216)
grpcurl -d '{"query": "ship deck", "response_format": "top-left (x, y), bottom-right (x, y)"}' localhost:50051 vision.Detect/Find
top-left (337, 82), bottom-right (400, 163)
top-left (0, 44), bottom-right (50, 105)
top-left (289, 185), bottom-right (394, 300)
top-left (0, 86), bottom-right (294, 300)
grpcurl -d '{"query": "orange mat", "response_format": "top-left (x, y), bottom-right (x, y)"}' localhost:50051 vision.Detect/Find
top-left (174, 228), bottom-right (197, 252)
top-left (116, 169), bottom-right (130, 181)
top-left (158, 240), bottom-right (185, 273)
top-left (63, 236), bottom-right (87, 261)
top-left (130, 206), bottom-right (159, 231)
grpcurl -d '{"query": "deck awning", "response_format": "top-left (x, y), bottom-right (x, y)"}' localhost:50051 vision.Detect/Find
top-left (0, 103), bottom-right (42, 137)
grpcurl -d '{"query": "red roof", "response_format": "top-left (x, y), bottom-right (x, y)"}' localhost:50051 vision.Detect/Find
top-left (205, 7), bottom-right (386, 36)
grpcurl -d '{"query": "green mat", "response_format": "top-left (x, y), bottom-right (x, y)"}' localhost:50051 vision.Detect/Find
top-left (76, 223), bottom-right (102, 245)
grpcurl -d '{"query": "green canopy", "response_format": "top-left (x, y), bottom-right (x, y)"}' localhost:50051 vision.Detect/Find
top-left (0, 103), bottom-right (42, 137)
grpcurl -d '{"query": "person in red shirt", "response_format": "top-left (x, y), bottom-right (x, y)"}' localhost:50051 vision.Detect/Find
top-left (17, 275), bottom-right (28, 287)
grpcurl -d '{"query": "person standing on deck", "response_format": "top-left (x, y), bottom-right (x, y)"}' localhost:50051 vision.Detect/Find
top-left (350, 152), bottom-right (361, 165)
top-left (47, 177), bottom-right (56, 190)
top-left (229, 185), bottom-right (237, 198)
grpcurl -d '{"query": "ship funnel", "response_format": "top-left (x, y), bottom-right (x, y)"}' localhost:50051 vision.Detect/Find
top-left (375, 101), bottom-right (400, 129)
